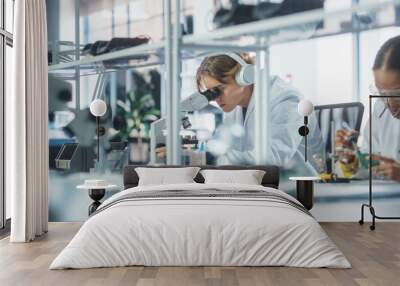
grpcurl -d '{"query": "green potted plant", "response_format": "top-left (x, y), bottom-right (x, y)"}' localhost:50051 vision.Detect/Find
top-left (111, 90), bottom-right (160, 163)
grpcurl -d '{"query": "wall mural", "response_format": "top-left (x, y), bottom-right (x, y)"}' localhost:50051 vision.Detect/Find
top-left (47, 0), bottom-right (400, 223)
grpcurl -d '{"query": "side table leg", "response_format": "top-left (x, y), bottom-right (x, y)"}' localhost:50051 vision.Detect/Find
top-left (88, 201), bottom-right (102, 216)
top-left (88, 189), bottom-right (105, 216)
top-left (296, 180), bottom-right (314, 210)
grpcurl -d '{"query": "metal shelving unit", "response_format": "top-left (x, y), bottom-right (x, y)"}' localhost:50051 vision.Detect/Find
top-left (48, 0), bottom-right (400, 165)
top-left (48, 0), bottom-right (400, 71)
top-left (48, 42), bottom-right (165, 77)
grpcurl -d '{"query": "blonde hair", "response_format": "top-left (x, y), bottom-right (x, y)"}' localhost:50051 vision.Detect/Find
top-left (196, 53), bottom-right (254, 91)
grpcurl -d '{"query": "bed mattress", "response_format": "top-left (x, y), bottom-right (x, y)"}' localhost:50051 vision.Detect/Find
top-left (50, 183), bottom-right (350, 269)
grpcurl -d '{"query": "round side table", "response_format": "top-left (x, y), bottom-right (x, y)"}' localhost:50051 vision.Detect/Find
top-left (289, 177), bottom-right (319, 210)
top-left (77, 184), bottom-right (118, 215)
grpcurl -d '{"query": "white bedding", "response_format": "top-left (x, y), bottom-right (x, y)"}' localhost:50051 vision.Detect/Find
top-left (50, 183), bottom-right (351, 269)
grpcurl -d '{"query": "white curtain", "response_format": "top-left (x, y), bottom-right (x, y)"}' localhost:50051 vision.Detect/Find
top-left (7, 0), bottom-right (49, 242)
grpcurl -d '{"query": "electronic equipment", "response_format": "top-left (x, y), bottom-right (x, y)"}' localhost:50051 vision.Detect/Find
top-left (55, 143), bottom-right (95, 172)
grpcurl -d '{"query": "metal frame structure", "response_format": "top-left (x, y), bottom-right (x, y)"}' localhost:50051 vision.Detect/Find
top-left (74, 0), bottom-right (80, 110)
top-left (181, 0), bottom-right (400, 45)
top-left (352, 0), bottom-right (361, 102)
top-left (359, 95), bottom-right (400, 231)
top-left (253, 40), bottom-right (270, 164)
top-left (47, 0), bottom-right (400, 166)
top-left (0, 0), bottom-right (14, 230)
top-left (0, 0), bottom-right (4, 231)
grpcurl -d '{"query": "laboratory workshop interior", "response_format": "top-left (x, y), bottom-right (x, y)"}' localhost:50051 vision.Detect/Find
top-left (2, 0), bottom-right (400, 285)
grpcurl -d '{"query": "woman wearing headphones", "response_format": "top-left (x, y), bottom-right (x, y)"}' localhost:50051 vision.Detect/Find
top-left (196, 52), bottom-right (323, 172)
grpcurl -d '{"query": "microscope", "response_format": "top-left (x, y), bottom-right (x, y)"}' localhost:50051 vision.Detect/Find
top-left (150, 88), bottom-right (220, 164)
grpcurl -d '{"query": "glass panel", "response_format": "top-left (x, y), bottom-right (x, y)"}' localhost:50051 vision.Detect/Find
top-left (47, 0), bottom-right (77, 65)
top-left (5, 44), bottom-right (12, 219)
top-left (325, 0), bottom-right (352, 10)
top-left (127, 0), bottom-right (163, 42)
top-left (81, 2), bottom-right (112, 44)
top-left (179, 1), bottom-right (221, 166)
top-left (0, 0), bottom-right (2, 29)
top-left (179, 57), bottom-right (213, 166)
top-left (271, 34), bottom-right (353, 106)
top-left (49, 0), bottom-right (167, 67)
top-left (5, 0), bottom-right (14, 33)
top-left (113, 0), bottom-right (128, 38)
top-left (48, 67), bottom-right (162, 221)
top-left (267, 34), bottom-right (354, 195)
top-left (185, 0), bottom-right (400, 48)
top-left (79, 0), bottom-right (163, 53)
top-left (0, 40), bottom-right (3, 228)
top-left (47, 0), bottom-right (400, 223)
top-left (181, 0), bottom-right (195, 35)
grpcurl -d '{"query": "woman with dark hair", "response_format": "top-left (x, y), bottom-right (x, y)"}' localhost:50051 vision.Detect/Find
top-left (196, 52), bottom-right (323, 173)
top-left (336, 35), bottom-right (400, 181)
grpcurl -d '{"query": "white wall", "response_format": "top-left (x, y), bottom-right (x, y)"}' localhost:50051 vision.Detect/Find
top-left (270, 40), bottom-right (318, 102)
top-left (315, 34), bottom-right (353, 105)
top-left (270, 34), bottom-right (353, 105)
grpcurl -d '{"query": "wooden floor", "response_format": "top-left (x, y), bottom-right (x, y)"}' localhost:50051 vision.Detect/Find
top-left (0, 222), bottom-right (399, 286)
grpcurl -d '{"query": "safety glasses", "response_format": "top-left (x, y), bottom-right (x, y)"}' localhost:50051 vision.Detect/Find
top-left (369, 84), bottom-right (400, 97)
top-left (200, 87), bottom-right (221, 101)
top-left (369, 84), bottom-right (400, 118)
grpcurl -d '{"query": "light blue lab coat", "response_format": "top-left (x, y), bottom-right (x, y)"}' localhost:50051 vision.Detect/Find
top-left (361, 99), bottom-right (400, 161)
top-left (219, 76), bottom-right (323, 174)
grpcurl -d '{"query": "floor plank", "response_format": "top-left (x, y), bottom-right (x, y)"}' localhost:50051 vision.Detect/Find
top-left (0, 222), bottom-right (399, 286)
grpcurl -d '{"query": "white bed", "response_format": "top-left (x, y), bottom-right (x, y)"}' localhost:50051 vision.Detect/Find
top-left (50, 183), bottom-right (351, 269)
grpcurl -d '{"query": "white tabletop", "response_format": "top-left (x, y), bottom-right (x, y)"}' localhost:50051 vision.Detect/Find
top-left (76, 184), bottom-right (119, 190)
top-left (289, 177), bottom-right (320, 181)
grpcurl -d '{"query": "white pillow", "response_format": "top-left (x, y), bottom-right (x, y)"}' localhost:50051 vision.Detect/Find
top-left (135, 167), bottom-right (201, 186)
top-left (200, 169), bottom-right (266, 185)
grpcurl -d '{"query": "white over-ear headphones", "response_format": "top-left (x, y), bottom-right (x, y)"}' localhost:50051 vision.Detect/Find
top-left (207, 52), bottom-right (255, 86)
